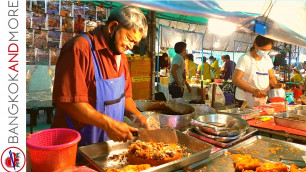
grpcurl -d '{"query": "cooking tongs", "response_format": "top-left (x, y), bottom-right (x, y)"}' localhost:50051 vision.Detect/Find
top-left (190, 119), bottom-right (236, 132)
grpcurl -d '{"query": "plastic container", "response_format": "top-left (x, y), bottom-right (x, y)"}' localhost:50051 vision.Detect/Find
top-left (27, 128), bottom-right (81, 172)
top-left (270, 97), bottom-right (285, 103)
top-left (285, 90), bottom-right (294, 104)
top-left (214, 78), bottom-right (223, 83)
top-left (293, 88), bottom-right (303, 98)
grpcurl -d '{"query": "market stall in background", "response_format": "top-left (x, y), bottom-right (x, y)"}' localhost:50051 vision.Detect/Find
top-left (26, 0), bottom-right (306, 172)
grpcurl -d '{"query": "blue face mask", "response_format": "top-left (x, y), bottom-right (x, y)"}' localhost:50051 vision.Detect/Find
top-left (257, 50), bottom-right (269, 57)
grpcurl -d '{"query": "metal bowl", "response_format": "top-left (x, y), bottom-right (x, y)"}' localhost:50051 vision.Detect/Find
top-left (191, 113), bottom-right (249, 137)
top-left (194, 126), bottom-right (246, 142)
top-left (135, 100), bottom-right (195, 131)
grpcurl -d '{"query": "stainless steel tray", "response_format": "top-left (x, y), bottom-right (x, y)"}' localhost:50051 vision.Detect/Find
top-left (274, 112), bottom-right (306, 131)
top-left (187, 127), bottom-right (258, 148)
top-left (295, 105), bottom-right (306, 111)
top-left (292, 105), bottom-right (306, 116)
top-left (185, 136), bottom-right (306, 171)
top-left (218, 108), bottom-right (260, 120)
top-left (229, 135), bottom-right (306, 163)
top-left (78, 130), bottom-right (214, 172)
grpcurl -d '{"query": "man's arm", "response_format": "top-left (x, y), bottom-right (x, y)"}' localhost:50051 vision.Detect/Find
top-left (171, 64), bottom-right (181, 85)
top-left (182, 70), bottom-right (191, 92)
top-left (55, 102), bottom-right (137, 142)
top-left (171, 64), bottom-right (184, 92)
top-left (124, 97), bottom-right (147, 127)
top-left (124, 97), bottom-right (159, 129)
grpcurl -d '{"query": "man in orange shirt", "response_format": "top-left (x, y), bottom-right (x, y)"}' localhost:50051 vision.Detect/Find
top-left (52, 6), bottom-right (149, 145)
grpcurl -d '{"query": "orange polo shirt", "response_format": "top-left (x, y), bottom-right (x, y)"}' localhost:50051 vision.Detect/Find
top-left (52, 25), bottom-right (132, 129)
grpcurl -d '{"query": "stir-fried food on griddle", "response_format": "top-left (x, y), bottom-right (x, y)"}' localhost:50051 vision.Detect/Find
top-left (231, 154), bottom-right (261, 170)
top-left (290, 164), bottom-right (306, 172)
top-left (128, 140), bottom-right (183, 166)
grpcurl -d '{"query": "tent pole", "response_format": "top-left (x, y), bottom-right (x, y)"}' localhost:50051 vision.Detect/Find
top-left (147, 10), bottom-right (156, 100)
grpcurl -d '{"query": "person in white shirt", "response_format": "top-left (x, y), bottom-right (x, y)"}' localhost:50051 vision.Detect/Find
top-left (232, 35), bottom-right (285, 107)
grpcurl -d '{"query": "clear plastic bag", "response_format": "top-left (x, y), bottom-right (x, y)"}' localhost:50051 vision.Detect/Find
top-left (208, 85), bottom-right (225, 107)
top-left (50, 48), bottom-right (60, 65)
top-left (34, 30), bottom-right (48, 49)
top-left (48, 31), bottom-right (61, 48)
top-left (47, 0), bottom-right (60, 15)
top-left (35, 49), bottom-right (49, 65)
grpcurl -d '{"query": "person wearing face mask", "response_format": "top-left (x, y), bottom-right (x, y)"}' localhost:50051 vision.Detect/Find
top-left (169, 42), bottom-right (191, 98)
top-left (232, 35), bottom-right (285, 107)
top-left (51, 6), bottom-right (151, 146)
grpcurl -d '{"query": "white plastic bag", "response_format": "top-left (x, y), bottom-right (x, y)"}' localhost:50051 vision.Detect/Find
top-left (208, 85), bottom-right (225, 107)
top-left (210, 68), bottom-right (215, 79)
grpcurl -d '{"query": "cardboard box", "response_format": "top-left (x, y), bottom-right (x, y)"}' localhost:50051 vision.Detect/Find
top-left (129, 58), bottom-right (152, 77)
top-left (132, 76), bottom-right (152, 100)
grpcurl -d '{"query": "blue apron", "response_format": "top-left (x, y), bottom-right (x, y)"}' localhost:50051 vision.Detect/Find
top-left (66, 34), bottom-right (126, 146)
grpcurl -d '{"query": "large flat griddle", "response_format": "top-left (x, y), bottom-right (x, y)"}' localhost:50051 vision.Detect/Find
top-left (187, 135), bottom-right (306, 171)
top-left (78, 130), bottom-right (214, 172)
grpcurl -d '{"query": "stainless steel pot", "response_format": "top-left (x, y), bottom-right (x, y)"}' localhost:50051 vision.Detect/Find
top-left (191, 113), bottom-right (249, 137)
top-left (268, 88), bottom-right (285, 99)
top-left (135, 100), bottom-right (195, 131)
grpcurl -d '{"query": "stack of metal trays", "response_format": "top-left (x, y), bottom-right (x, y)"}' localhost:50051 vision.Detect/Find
top-left (190, 114), bottom-right (250, 143)
top-left (187, 127), bottom-right (258, 148)
top-left (274, 110), bottom-right (306, 131)
top-left (218, 108), bottom-right (261, 120)
top-left (78, 130), bottom-right (214, 172)
top-left (186, 136), bottom-right (306, 171)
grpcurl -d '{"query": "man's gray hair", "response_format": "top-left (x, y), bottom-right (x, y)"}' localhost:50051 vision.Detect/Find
top-left (107, 6), bottom-right (148, 38)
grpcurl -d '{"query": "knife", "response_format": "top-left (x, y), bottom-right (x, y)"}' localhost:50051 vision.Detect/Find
top-left (132, 128), bottom-right (178, 144)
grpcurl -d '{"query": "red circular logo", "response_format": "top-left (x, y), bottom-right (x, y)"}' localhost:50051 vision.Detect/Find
top-left (1, 147), bottom-right (25, 172)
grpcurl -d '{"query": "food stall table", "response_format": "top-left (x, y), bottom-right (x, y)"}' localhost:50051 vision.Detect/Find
top-left (247, 118), bottom-right (306, 143)
top-left (158, 82), bottom-right (209, 101)
top-left (26, 90), bottom-right (53, 133)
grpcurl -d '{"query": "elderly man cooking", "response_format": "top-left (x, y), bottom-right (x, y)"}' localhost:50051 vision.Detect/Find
top-left (52, 6), bottom-right (150, 146)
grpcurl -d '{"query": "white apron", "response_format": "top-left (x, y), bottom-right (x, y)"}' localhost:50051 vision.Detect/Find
top-left (245, 56), bottom-right (270, 107)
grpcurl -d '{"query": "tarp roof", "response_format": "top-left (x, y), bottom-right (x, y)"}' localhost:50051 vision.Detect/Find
top-left (111, 0), bottom-right (306, 49)
top-left (92, 1), bottom-right (305, 53)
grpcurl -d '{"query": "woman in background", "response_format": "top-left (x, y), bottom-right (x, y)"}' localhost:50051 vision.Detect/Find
top-left (197, 57), bottom-right (212, 80)
top-left (291, 66), bottom-right (303, 82)
top-left (232, 35), bottom-right (285, 107)
top-left (187, 54), bottom-right (197, 78)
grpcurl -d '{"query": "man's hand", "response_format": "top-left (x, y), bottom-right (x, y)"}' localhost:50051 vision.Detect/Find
top-left (134, 114), bottom-right (160, 130)
top-left (135, 114), bottom-right (148, 128)
top-left (105, 119), bottom-right (138, 142)
top-left (252, 89), bottom-right (266, 98)
top-left (178, 83), bottom-right (184, 93)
